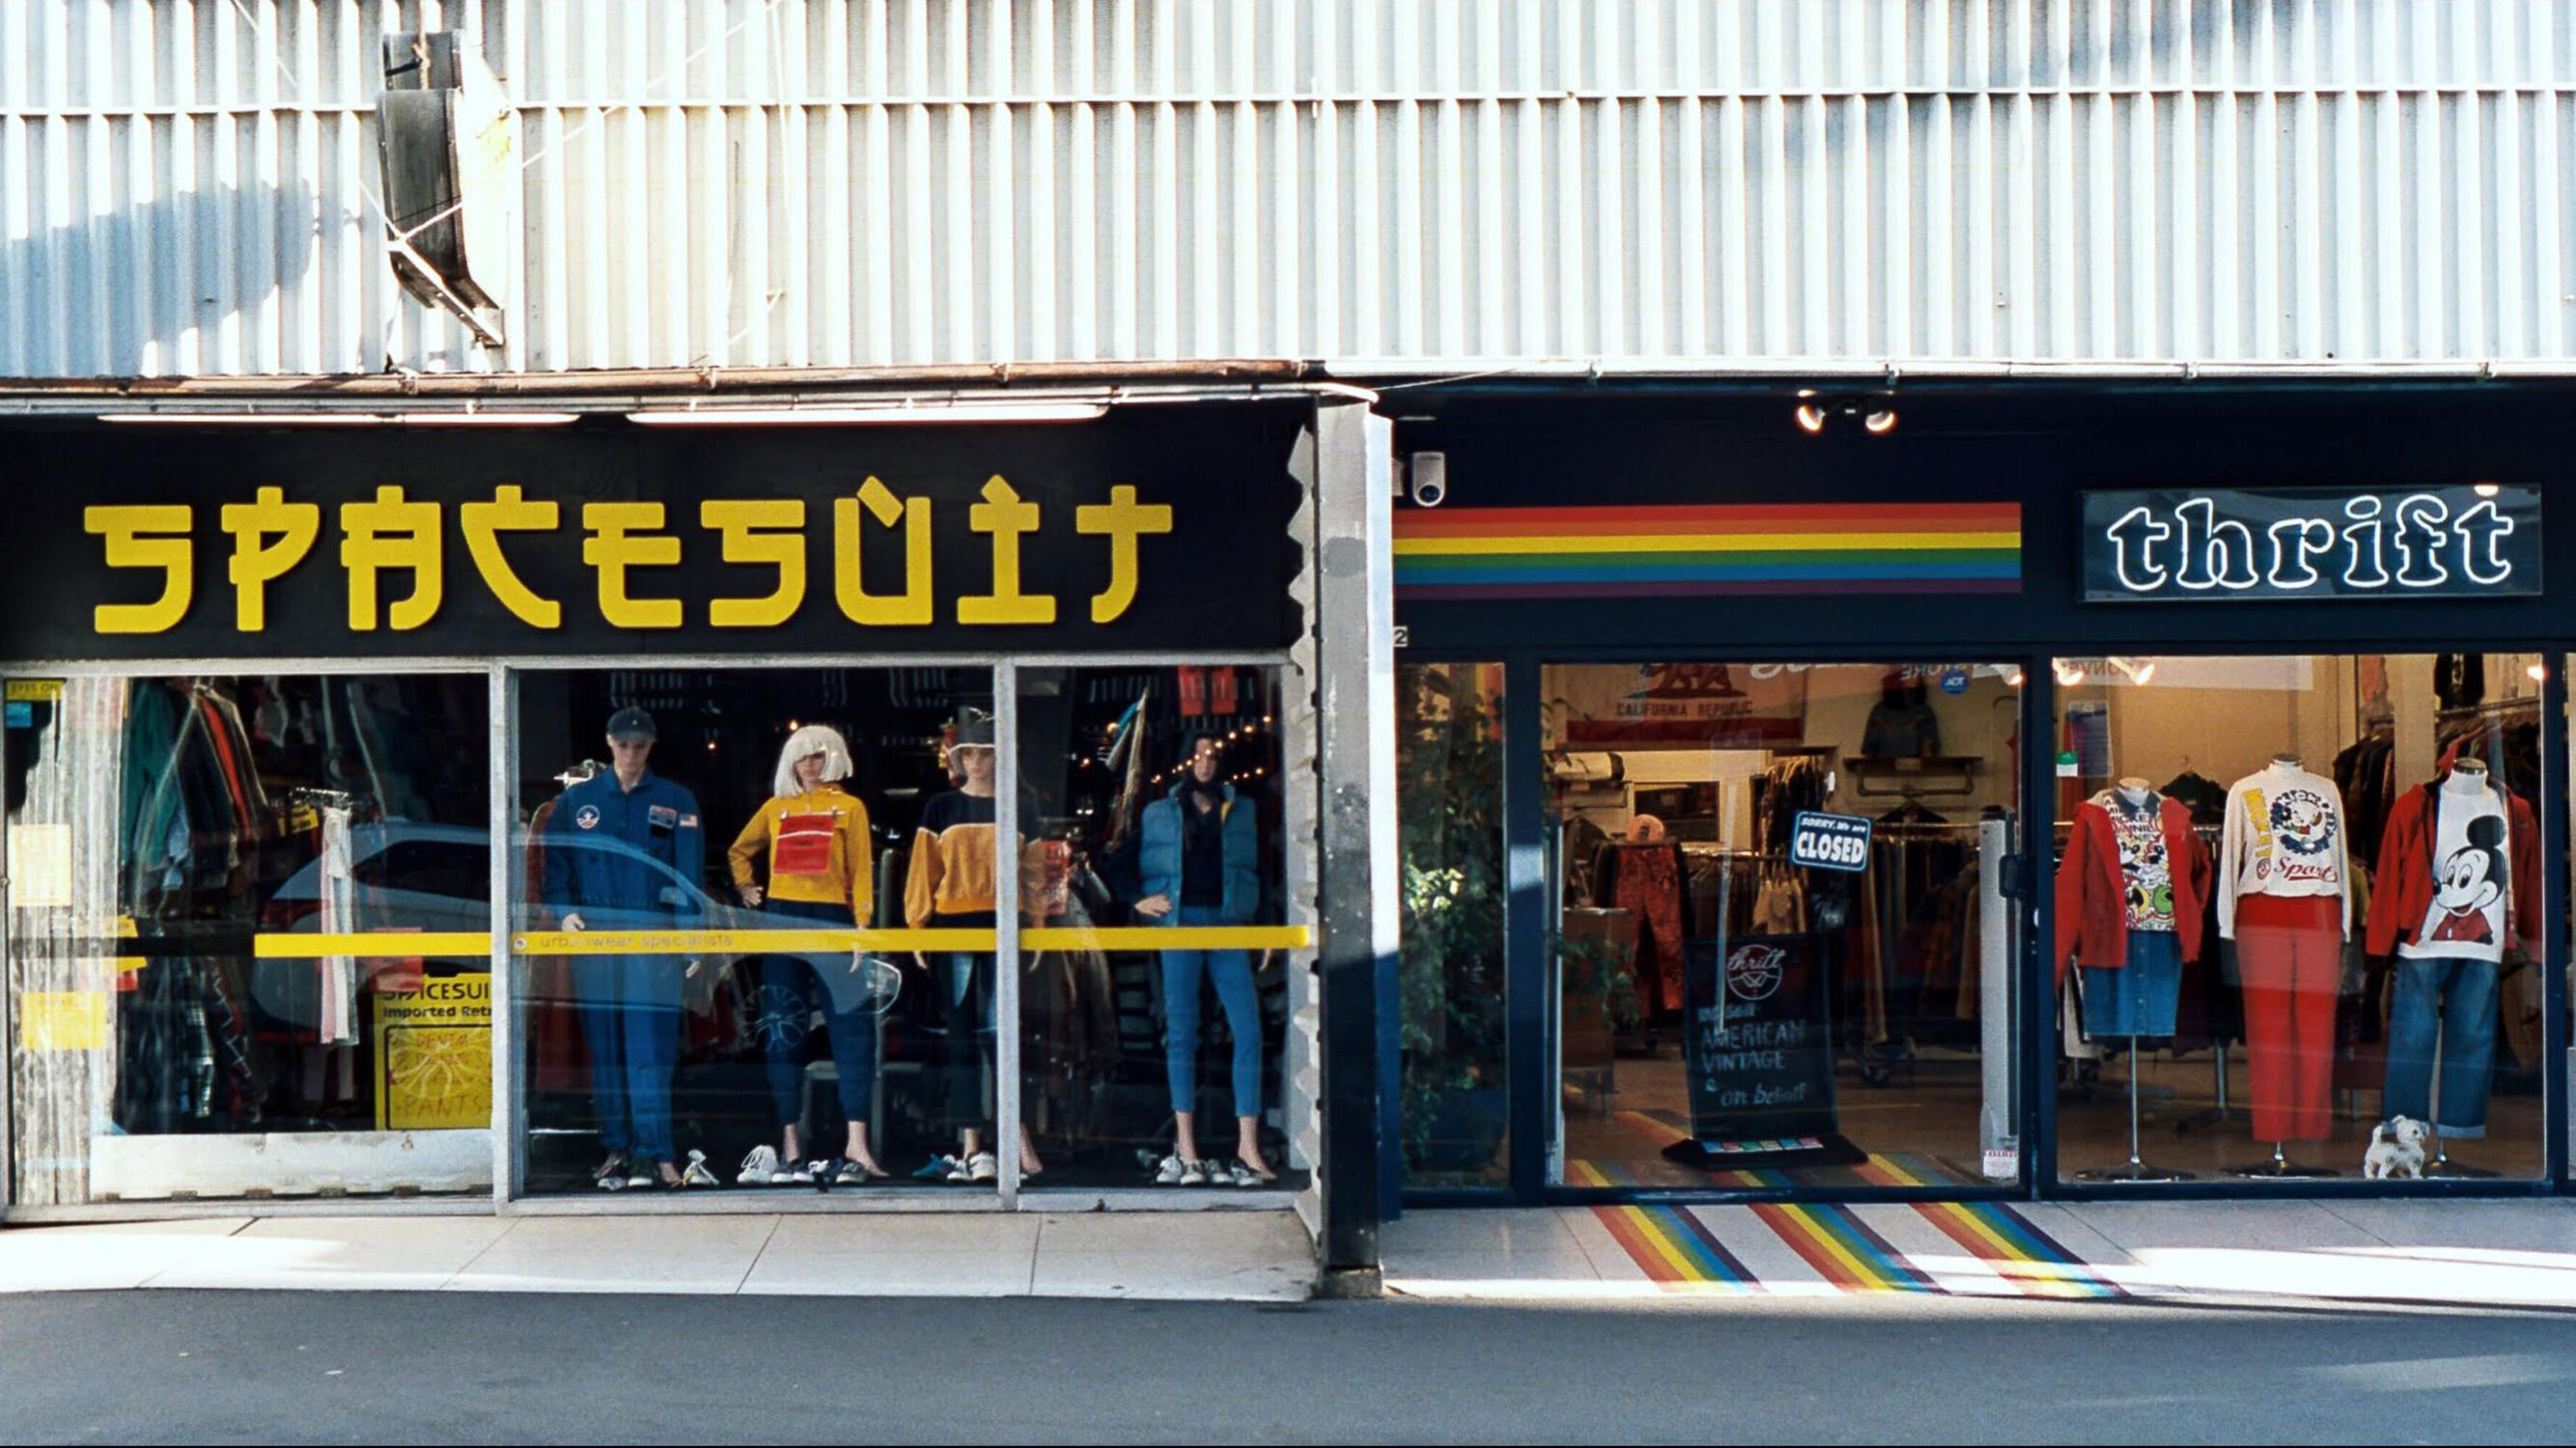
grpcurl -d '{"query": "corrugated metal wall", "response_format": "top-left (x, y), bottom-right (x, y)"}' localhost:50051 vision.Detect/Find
top-left (4, 0), bottom-right (2573, 377)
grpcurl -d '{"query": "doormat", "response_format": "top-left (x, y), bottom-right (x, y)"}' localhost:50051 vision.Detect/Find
top-left (1568, 1110), bottom-right (1983, 1187)
top-left (1660, 1133), bottom-right (1867, 1172)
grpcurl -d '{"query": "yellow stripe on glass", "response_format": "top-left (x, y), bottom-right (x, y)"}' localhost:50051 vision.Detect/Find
top-left (256, 925), bottom-right (1314, 959)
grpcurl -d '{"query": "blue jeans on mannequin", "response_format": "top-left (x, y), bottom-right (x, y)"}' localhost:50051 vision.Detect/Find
top-left (756, 899), bottom-right (878, 1147)
top-left (574, 954), bottom-right (680, 1167)
top-left (1163, 905), bottom-right (1263, 1123)
top-left (930, 951), bottom-right (994, 1139)
top-left (2383, 954), bottom-right (2500, 1140)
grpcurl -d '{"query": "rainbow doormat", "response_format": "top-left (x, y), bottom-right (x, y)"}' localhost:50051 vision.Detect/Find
top-left (1392, 502), bottom-right (2023, 600)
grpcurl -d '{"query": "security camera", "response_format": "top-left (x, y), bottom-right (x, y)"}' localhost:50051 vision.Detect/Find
top-left (1408, 451), bottom-right (1448, 508)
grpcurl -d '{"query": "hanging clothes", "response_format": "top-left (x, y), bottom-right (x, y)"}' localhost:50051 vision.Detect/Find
top-left (314, 805), bottom-right (359, 1046)
top-left (1862, 679), bottom-right (1943, 758)
top-left (2159, 770), bottom-right (2229, 828)
top-left (2333, 730), bottom-right (2398, 874)
top-left (1592, 840), bottom-right (1690, 1017)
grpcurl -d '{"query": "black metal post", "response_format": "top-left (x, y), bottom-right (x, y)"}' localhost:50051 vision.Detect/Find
top-left (1503, 654), bottom-right (1549, 1201)
top-left (2541, 658), bottom-right (2568, 1191)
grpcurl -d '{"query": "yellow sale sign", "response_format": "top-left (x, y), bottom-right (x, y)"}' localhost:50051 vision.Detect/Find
top-left (374, 973), bottom-right (492, 1131)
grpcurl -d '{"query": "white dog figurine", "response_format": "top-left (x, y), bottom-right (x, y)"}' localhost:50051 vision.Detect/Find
top-left (2363, 1116), bottom-right (2428, 1180)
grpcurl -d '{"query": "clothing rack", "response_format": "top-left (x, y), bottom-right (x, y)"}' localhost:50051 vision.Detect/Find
top-left (1875, 821), bottom-right (1991, 839)
top-left (2437, 696), bottom-right (2541, 722)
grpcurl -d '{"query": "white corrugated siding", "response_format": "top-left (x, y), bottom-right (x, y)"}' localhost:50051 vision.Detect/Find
top-left (3, 0), bottom-right (2574, 376)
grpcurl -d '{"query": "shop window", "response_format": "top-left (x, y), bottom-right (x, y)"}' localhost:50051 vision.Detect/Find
top-left (1540, 662), bottom-right (2025, 1189)
top-left (512, 668), bottom-right (996, 1193)
top-left (2049, 654), bottom-right (2545, 1183)
top-left (1013, 666), bottom-right (1303, 1190)
top-left (1396, 662), bottom-right (1510, 1188)
top-left (5, 674), bottom-right (490, 1205)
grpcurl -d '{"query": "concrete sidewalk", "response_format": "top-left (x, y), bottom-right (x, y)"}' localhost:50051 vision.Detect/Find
top-left (0, 1210), bottom-right (1314, 1300)
top-left (1385, 1198), bottom-right (2576, 1310)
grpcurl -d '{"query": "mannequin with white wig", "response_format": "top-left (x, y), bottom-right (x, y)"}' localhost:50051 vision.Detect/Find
top-left (726, 723), bottom-right (887, 1183)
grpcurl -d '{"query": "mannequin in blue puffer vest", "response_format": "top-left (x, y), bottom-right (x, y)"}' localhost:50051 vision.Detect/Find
top-left (1133, 732), bottom-right (1274, 1187)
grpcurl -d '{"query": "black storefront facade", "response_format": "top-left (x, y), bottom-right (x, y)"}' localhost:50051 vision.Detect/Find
top-left (10, 378), bottom-right (2574, 1265)
top-left (0, 393), bottom-right (1403, 1271)
top-left (1387, 383), bottom-right (2576, 1211)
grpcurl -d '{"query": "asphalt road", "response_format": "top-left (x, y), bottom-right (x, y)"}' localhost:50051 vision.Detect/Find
top-left (4, 1290), bottom-right (2571, 1444)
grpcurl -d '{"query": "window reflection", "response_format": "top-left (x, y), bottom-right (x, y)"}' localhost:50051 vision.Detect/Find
top-left (8, 675), bottom-right (490, 1206)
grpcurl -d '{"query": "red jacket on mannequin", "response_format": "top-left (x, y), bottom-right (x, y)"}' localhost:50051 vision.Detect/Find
top-left (2366, 777), bottom-right (2542, 961)
top-left (2053, 792), bottom-right (2212, 988)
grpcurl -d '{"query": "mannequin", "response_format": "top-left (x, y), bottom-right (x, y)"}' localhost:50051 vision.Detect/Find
top-left (902, 717), bottom-right (1047, 1183)
top-left (727, 725), bottom-right (886, 1184)
top-left (2366, 755), bottom-right (2541, 1175)
top-left (543, 708), bottom-right (708, 1190)
top-left (1134, 732), bottom-right (1275, 1186)
top-left (2054, 776), bottom-right (2210, 1182)
top-left (2219, 751), bottom-right (2350, 1179)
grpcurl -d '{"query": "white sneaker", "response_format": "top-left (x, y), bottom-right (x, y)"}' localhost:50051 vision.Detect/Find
top-left (1154, 1154), bottom-right (1190, 1184)
top-left (738, 1145), bottom-right (782, 1185)
top-left (679, 1150), bottom-right (720, 1187)
top-left (965, 1151), bottom-right (999, 1183)
top-left (1180, 1157), bottom-right (1209, 1186)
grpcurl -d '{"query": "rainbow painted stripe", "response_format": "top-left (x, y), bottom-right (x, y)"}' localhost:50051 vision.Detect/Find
top-left (1392, 502), bottom-right (2023, 599)
top-left (1567, 1120), bottom-right (2122, 1298)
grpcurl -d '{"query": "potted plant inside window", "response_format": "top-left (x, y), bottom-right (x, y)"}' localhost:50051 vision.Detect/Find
top-left (1397, 667), bottom-right (1635, 1181)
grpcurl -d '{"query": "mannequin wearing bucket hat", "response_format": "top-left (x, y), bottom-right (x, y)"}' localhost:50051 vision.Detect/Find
top-left (903, 714), bottom-right (1047, 1183)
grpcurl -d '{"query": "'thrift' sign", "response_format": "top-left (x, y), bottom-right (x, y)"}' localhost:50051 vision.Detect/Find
top-left (2081, 486), bottom-right (2540, 603)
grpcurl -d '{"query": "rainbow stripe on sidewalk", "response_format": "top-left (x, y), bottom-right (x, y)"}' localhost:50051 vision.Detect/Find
top-left (1586, 1204), bottom-right (1762, 1293)
top-left (1567, 1155), bottom-right (2122, 1298)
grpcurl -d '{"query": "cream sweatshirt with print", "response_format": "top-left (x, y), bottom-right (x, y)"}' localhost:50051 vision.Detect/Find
top-left (2217, 761), bottom-right (2352, 939)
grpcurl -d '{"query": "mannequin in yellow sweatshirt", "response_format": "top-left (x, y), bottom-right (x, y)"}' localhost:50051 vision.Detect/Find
top-left (727, 724), bottom-right (886, 1184)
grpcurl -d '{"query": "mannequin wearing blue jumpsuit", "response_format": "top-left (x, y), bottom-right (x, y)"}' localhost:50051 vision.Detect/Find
top-left (543, 762), bottom-right (704, 1172)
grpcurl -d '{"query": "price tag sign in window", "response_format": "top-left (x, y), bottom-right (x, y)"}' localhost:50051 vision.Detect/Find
top-left (1788, 811), bottom-right (1872, 874)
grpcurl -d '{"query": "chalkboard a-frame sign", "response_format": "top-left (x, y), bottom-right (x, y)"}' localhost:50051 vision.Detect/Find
top-left (1666, 933), bottom-right (1861, 1171)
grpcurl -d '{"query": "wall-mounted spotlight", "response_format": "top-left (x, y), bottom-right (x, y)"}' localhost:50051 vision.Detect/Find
top-left (1793, 390), bottom-right (1829, 433)
top-left (1791, 391), bottom-right (1900, 436)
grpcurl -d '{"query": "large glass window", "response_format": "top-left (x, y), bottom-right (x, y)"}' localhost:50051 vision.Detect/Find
top-left (1541, 663), bottom-right (2024, 1189)
top-left (513, 668), bottom-right (994, 1194)
top-left (1013, 666), bottom-right (1301, 1191)
top-left (6, 674), bottom-right (490, 1205)
top-left (1396, 662), bottom-right (1510, 1188)
top-left (2049, 654), bottom-right (2545, 1183)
